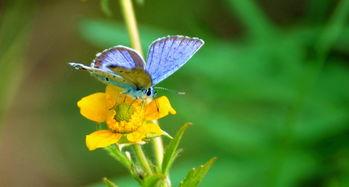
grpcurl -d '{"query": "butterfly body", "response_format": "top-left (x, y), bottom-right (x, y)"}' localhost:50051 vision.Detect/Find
top-left (69, 35), bottom-right (204, 98)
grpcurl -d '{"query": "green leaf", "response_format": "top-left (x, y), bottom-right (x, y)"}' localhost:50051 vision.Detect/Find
top-left (162, 123), bottom-right (191, 175)
top-left (102, 177), bottom-right (118, 187)
top-left (179, 157), bottom-right (217, 187)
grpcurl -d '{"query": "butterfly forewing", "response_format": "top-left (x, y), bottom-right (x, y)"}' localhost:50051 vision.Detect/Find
top-left (145, 36), bottom-right (204, 85)
top-left (92, 46), bottom-right (151, 89)
top-left (93, 46), bottom-right (145, 71)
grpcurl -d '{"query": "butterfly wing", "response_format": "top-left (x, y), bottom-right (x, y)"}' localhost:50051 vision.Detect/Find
top-left (145, 35), bottom-right (204, 85)
top-left (69, 62), bottom-right (137, 89)
top-left (93, 46), bottom-right (152, 89)
top-left (108, 66), bottom-right (152, 89)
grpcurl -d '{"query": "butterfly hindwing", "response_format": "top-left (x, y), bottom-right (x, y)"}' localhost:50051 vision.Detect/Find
top-left (108, 66), bottom-right (152, 89)
top-left (145, 36), bottom-right (204, 85)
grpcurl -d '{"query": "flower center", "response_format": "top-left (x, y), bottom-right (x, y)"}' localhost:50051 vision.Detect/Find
top-left (114, 103), bottom-right (134, 122)
top-left (106, 101), bottom-right (146, 134)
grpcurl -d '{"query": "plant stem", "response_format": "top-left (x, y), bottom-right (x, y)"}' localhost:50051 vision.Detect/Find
top-left (120, 0), bottom-right (143, 56)
top-left (119, 0), bottom-right (153, 177)
top-left (152, 136), bottom-right (171, 187)
top-left (118, 1), bottom-right (170, 185)
top-left (133, 144), bottom-right (153, 175)
top-left (152, 136), bottom-right (164, 168)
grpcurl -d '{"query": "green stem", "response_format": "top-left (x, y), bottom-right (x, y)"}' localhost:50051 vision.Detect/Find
top-left (119, 0), bottom-right (153, 177)
top-left (118, 1), bottom-right (170, 185)
top-left (133, 144), bottom-right (153, 175)
top-left (152, 136), bottom-right (164, 169)
top-left (152, 136), bottom-right (171, 187)
top-left (104, 146), bottom-right (142, 183)
top-left (120, 0), bottom-right (143, 55)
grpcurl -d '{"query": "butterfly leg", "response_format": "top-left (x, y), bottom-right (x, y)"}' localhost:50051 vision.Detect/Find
top-left (127, 98), bottom-right (140, 114)
top-left (140, 98), bottom-right (147, 110)
top-left (154, 97), bottom-right (160, 113)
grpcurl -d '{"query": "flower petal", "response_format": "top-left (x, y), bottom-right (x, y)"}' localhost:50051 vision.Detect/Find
top-left (77, 93), bottom-right (109, 123)
top-left (145, 96), bottom-right (176, 120)
top-left (140, 122), bottom-right (164, 138)
top-left (85, 130), bottom-right (121, 151)
top-left (127, 122), bottom-right (164, 143)
top-left (126, 131), bottom-right (145, 143)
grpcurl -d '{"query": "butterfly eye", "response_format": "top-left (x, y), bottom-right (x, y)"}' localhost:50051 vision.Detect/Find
top-left (105, 77), bottom-right (109, 81)
top-left (146, 88), bottom-right (152, 96)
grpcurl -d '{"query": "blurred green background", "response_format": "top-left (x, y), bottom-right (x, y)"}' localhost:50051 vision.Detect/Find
top-left (1, 0), bottom-right (349, 186)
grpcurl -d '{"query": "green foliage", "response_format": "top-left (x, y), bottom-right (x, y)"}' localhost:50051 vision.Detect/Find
top-left (179, 158), bottom-right (217, 187)
top-left (0, 0), bottom-right (35, 127)
top-left (226, 0), bottom-right (276, 38)
top-left (162, 123), bottom-right (191, 175)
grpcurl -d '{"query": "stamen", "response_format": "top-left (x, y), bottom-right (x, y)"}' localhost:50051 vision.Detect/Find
top-left (114, 104), bottom-right (134, 122)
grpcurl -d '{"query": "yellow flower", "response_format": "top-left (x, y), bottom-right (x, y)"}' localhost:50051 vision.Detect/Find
top-left (77, 85), bottom-right (176, 151)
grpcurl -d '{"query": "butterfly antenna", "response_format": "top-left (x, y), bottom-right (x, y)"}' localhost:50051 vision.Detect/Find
top-left (154, 86), bottom-right (186, 95)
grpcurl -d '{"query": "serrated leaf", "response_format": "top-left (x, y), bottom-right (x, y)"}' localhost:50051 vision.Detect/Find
top-left (103, 177), bottom-right (118, 187)
top-left (179, 157), bottom-right (217, 187)
top-left (162, 123), bottom-right (191, 175)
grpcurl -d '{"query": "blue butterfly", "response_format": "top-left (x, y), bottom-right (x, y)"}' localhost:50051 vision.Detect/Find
top-left (69, 35), bottom-right (204, 98)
